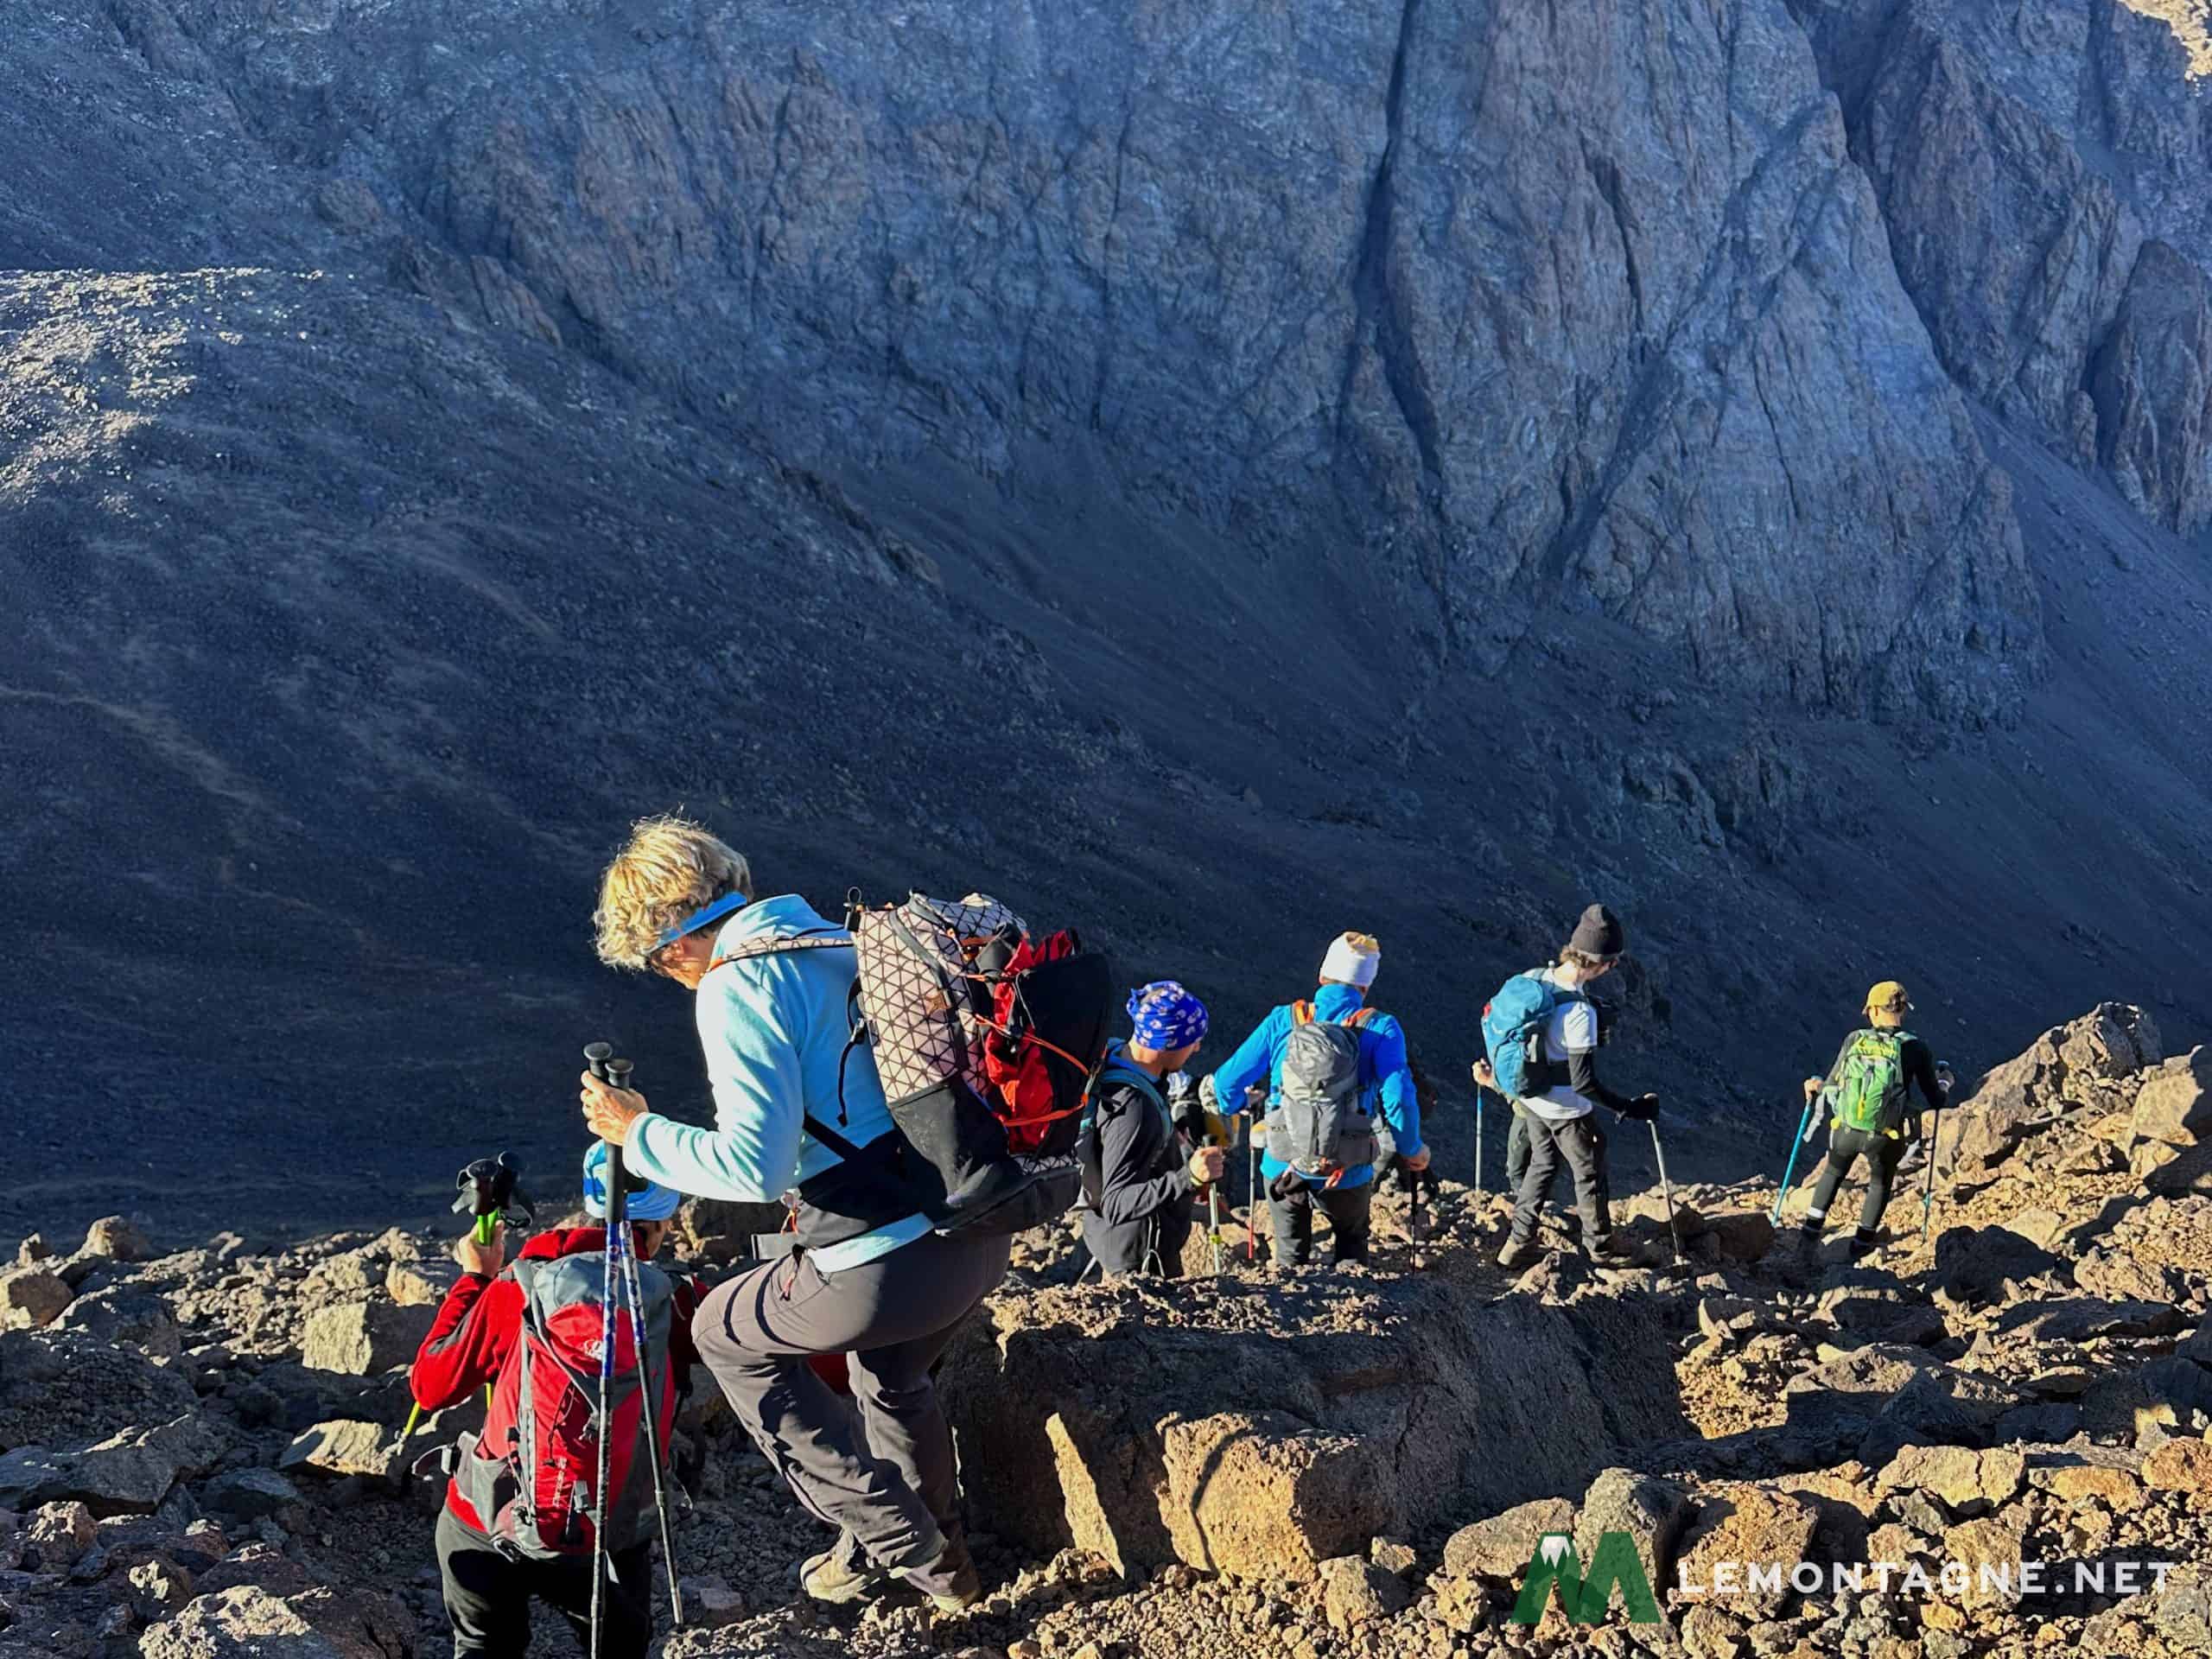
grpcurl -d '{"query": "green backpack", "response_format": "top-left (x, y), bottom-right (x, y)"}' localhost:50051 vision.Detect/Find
top-left (1831, 1027), bottom-right (1912, 1135)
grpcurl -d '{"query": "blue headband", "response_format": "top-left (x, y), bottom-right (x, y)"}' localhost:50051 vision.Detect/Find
top-left (653, 892), bottom-right (747, 952)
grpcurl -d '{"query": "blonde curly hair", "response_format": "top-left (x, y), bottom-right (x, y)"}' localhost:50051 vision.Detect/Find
top-left (593, 815), bottom-right (753, 970)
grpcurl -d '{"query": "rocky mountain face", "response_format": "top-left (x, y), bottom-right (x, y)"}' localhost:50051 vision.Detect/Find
top-left (4, 0), bottom-right (2212, 1233)
top-left (3, 1007), bottom-right (2210, 1657)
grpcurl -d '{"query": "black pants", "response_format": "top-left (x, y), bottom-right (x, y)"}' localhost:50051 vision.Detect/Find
top-left (1267, 1179), bottom-right (1373, 1266)
top-left (435, 1507), bottom-right (651, 1659)
top-left (1807, 1124), bottom-right (1907, 1235)
top-left (1505, 1106), bottom-right (1580, 1236)
top-left (1509, 1113), bottom-right (1611, 1246)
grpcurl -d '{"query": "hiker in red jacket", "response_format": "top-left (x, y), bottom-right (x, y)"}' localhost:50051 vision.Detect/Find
top-left (410, 1147), bottom-right (700, 1659)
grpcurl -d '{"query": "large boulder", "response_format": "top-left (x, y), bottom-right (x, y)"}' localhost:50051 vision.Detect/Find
top-left (2081, 1358), bottom-right (2212, 1441)
top-left (1874, 1445), bottom-right (2022, 1517)
top-left (298, 1302), bottom-right (433, 1376)
top-left (24, 1499), bottom-right (98, 1569)
top-left (945, 1268), bottom-right (1679, 1580)
top-left (1440, 1497), bottom-right (1578, 1581)
top-left (1575, 1466), bottom-right (1691, 1592)
top-left (0, 1267), bottom-right (73, 1331)
top-left (384, 1256), bottom-right (461, 1308)
top-left (1318, 1554), bottom-right (1412, 1630)
top-left (1154, 1412), bottom-right (1389, 1579)
top-left (200, 1469), bottom-right (304, 1525)
top-left (138, 1583), bottom-right (415, 1659)
top-left (1949, 1005), bottom-right (2158, 1173)
top-left (2143, 1435), bottom-right (2212, 1498)
top-left (2131, 1048), bottom-right (2212, 1191)
top-left (0, 1414), bottom-right (224, 1516)
top-left (59, 1287), bottom-right (184, 1360)
top-left (82, 1216), bottom-right (153, 1262)
top-left (278, 1421), bottom-right (398, 1480)
top-left (1931, 1224), bottom-right (2059, 1305)
top-left (1943, 1516), bottom-right (2026, 1613)
top-left (1672, 1486), bottom-right (1821, 1617)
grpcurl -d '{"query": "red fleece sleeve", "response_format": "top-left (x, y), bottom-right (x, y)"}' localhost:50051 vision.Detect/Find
top-left (410, 1272), bottom-right (520, 1410)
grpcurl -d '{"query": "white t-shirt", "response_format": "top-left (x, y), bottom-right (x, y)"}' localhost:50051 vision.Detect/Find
top-left (1516, 967), bottom-right (1599, 1122)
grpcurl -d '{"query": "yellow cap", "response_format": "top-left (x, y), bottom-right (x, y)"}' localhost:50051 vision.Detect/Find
top-left (1864, 981), bottom-right (1910, 1015)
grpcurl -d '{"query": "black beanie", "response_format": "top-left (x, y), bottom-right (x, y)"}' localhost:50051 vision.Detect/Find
top-left (1567, 903), bottom-right (1625, 962)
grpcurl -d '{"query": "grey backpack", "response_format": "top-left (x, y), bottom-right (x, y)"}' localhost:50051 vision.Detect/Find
top-left (1267, 1002), bottom-right (1378, 1173)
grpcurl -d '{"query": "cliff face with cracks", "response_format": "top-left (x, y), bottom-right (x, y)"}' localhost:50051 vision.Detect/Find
top-left (84, 0), bottom-right (2053, 717)
top-left (1796, 0), bottom-right (2212, 536)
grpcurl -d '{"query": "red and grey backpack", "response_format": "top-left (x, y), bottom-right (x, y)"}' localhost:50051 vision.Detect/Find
top-left (446, 1252), bottom-right (677, 1560)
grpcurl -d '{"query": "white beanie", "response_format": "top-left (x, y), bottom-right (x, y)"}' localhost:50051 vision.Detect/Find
top-left (1319, 932), bottom-right (1380, 988)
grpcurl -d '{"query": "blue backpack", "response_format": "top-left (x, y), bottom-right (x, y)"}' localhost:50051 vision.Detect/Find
top-left (1480, 971), bottom-right (1584, 1099)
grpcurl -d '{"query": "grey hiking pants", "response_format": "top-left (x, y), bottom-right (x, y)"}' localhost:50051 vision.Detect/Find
top-left (1806, 1124), bottom-right (1908, 1236)
top-left (691, 1229), bottom-right (1009, 1592)
top-left (1509, 1112), bottom-right (1611, 1246)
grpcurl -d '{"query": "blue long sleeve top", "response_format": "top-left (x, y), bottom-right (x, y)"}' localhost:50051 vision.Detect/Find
top-left (623, 893), bottom-right (931, 1274)
top-left (1206, 983), bottom-right (1423, 1189)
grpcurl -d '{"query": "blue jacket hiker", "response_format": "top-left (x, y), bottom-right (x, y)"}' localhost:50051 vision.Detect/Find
top-left (1205, 932), bottom-right (1426, 1267)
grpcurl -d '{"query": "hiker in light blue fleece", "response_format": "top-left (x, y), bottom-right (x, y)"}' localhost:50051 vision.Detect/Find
top-left (1205, 931), bottom-right (1427, 1266)
top-left (578, 816), bottom-right (1000, 1615)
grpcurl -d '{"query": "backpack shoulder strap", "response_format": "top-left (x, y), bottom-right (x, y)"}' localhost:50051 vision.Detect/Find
top-left (1291, 1001), bottom-right (1314, 1027)
top-left (706, 927), bottom-right (850, 975)
top-left (1096, 1061), bottom-right (1166, 1116)
top-left (1346, 1006), bottom-right (1377, 1029)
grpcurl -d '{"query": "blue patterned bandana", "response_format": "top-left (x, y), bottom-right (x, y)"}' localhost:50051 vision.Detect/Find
top-left (1127, 981), bottom-right (1210, 1051)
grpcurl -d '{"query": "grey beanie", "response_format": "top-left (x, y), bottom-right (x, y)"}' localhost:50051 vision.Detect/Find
top-left (1567, 904), bottom-right (1625, 962)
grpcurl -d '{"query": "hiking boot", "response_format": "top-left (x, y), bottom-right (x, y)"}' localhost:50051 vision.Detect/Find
top-left (1849, 1228), bottom-right (1882, 1261)
top-left (1497, 1236), bottom-right (1539, 1270)
top-left (1586, 1234), bottom-right (1632, 1263)
top-left (800, 1541), bottom-right (888, 1605)
top-left (899, 1552), bottom-right (982, 1615)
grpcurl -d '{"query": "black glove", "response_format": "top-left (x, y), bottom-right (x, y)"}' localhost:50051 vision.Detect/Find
top-left (1619, 1094), bottom-right (1660, 1122)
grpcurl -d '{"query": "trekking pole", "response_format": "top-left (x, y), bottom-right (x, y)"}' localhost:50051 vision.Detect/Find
top-left (1919, 1062), bottom-right (1955, 1245)
top-left (1245, 1100), bottom-right (1261, 1263)
top-left (1474, 1081), bottom-right (1485, 1200)
top-left (1408, 1166), bottom-right (1427, 1271)
top-left (1771, 1096), bottom-right (1817, 1224)
top-left (1647, 1119), bottom-right (1684, 1266)
top-left (583, 1045), bottom-right (623, 1656)
top-left (601, 1056), bottom-right (684, 1624)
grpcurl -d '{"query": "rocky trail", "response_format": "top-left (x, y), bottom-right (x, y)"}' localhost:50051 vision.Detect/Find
top-left (4, 1004), bottom-right (2209, 1658)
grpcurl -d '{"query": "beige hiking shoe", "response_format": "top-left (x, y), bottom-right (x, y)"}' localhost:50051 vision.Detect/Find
top-left (800, 1539), bottom-right (887, 1605)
